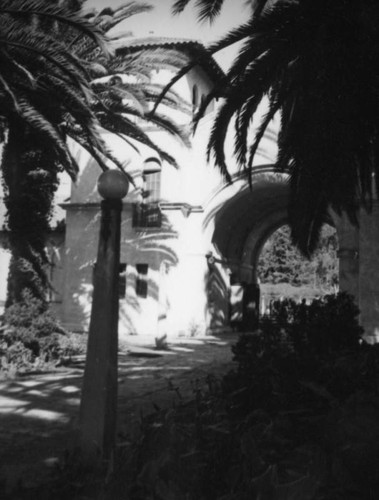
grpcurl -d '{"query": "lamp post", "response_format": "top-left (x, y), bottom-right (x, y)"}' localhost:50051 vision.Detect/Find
top-left (79, 169), bottom-right (129, 465)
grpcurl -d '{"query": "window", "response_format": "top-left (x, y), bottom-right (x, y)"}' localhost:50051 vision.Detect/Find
top-left (136, 264), bottom-right (148, 298)
top-left (119, 263), bottom-right (127, 298)
top-left (136, 264), bottom-right (148, 275)
top-left (133, 171), bottom-right (162, 228)
top-left (136, 279), bottom-right (148, 298)
top-left (144, 172), bottom-right (161, 203)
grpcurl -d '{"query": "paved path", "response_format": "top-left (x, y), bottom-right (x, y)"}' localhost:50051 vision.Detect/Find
top-left (0, 334), bottom-right (236, 491)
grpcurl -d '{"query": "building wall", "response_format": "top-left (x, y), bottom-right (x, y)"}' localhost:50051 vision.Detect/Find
top-left (49, 63), bottom-right (285, 337)
top-left (54, 63), bottom-right (232, 338)
top-left (59, 201), bottom-right (219, 338)
top-left (0, 49), bottom-right (306, 338)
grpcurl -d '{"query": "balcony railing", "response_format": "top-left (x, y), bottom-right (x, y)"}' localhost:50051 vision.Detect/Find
top-left (132, 203), bottom-right (162, 228)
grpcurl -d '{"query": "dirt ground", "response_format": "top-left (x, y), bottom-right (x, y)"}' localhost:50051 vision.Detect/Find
top-left (0, 333), bottom-right (237, 491)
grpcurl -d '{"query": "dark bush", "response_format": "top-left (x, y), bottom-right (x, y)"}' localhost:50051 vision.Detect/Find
top-left (0, 290), bottom-right (85, 377)
top-left (265, 292), bottom-right (363, 355)
top-left (220, 293), bottom-right (379, 498)
top-left (4, 293), bottom-right (379, 499)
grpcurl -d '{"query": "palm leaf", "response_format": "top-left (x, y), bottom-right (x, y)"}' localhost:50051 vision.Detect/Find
top-left (16, 97), bottom-right (79, 178)
top-left (96, 2), bottom-right (153, 32)
top-left (194, 0), bottom-right (226, 23)
top-left (145, 114), bottom-right (191, 147)
top-left (150, 60), bottom-right (198, 115)
top-left (206, 20), bottom-right (254, 54)
top-left (96, 111), bottom-right (180, 168)
top-left (1, 0), bottom-right (110, 56)
top-left (246, 98), bottom-right (281, 172)
top-left (0, 73), bottom-right (20, 112)
top-left (172, 0), bottom-right (193, 15)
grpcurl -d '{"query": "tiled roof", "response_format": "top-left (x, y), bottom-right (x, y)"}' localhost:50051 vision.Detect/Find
top-left (113, 36), bottom-right (225, 83)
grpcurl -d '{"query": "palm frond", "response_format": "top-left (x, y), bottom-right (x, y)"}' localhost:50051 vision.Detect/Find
top-left (192, 80), bottom-right (227, 131)
top-left (150, 61), bottom-right (197, 115)
top-left (252, 0), bottom-right (272, 17)
top-left (206, 47), bottom-right (284, 175)
top-left (142, 83), bottom-right (192, 114)
top-left (0, 73), bottom-right (20, 112)
top-left (206, 100), bottom-right (236, 182)
top-left (96, 111), bottom-right (179, 168)
top-left (69, 129), bottom-right (115, 173)
top-left (246, 98), bottom-right (281, 171)
top-left (43, 74), bottom-right (97, 125)
top-left (96, 2), bottom-right (153, 32)
top-left (1, 0), bottom-right (110, 56)
top-left (0, 47), bottom-right (36, 87)
top-left (194, 0), bottom-right (226, 23)
top-left (16, 97), bottom-right (79, 178)
top-left (146, 114), bottom-right (191, 147)
top-left (172, 0), bottom-right (192, 15)
top-left (0, 22), bottom-right (92, 91)
top-left (288, 158), bottom-right (329, 258)
top-left (206, 20), bottom-right (254, 54)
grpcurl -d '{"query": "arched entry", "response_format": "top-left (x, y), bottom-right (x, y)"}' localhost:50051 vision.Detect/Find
top-left (257, 223), bottom-right (339, 313)
top-left (206, 169), bottom-right (288, 269)
top-left (203, 167), bottom-right (289, 331)
top-left (204, 166), bottom-right (356, 332)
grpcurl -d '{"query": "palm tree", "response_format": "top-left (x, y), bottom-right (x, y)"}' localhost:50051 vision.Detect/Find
top-left (0, 0), bottom-right (116, 307)
top-left (169, 0), bottom-right (379, 257)
top-left (0, 0), bottom-right (113, 173)
top-left (1, 1), bottom-right (191, 307)
top-left (83, 6), bottom-right (192, 168)
top-left (172, 0), bottom-right (272, 20)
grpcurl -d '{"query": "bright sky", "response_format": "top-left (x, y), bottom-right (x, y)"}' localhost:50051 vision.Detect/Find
top-left (86, 0), bottom-right (250, 70)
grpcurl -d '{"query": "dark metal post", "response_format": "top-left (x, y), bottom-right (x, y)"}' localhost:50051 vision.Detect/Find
top-left (79, 199), bottom-right (122, 463)
top-left (242, 283), bottom-right (260, 332)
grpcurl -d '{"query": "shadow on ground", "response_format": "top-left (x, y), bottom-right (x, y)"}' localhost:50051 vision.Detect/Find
top-left (0, 333), bottom-right (236, 490)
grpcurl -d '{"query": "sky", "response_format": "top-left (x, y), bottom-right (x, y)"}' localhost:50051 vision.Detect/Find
top-left (86, 0), bottom-right (250, 70)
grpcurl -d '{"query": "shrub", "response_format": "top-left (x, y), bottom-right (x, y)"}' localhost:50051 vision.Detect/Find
top-left (3, 293), bottom-right (378, 499)
top-left (263, 292), bottom-right (363, 355)
top-left (0, 290), bottom-right (84, 377)
top-left (221, 293), bottom-right (379, 498)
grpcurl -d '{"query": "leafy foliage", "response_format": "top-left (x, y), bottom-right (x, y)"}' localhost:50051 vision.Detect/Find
top-left (169, 0), bottom-right (379, 256)
top-left (1, 2), bottom-right (191, 305)
top-left (0, 290), bottom-right (85, 378)
top-left (2, 126), bottom-right (61, 307)
top-left (258, 224), bottom-right (338, 290)
top-left (0, 0), bottom-right (112, 306)
top-left (172, 0), bottom-right (268, 21)
top-left (78, 4), bottom-right (192, 169)
top-left (0, 0), bottom-right (116, 177)
top-left (9, 294), bottom-right (379, 500)
top-left (234, 293), bottom-right (363, 374)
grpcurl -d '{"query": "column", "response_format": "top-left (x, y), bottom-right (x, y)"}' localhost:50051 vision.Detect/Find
top-left (334, 212), bottom-right (359, 300)
top-left (359, 202), bottom-right (379, 343)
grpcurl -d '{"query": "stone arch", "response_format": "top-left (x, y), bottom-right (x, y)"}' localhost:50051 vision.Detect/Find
top-left (203, 165), bottom-right (354, 331)
top-left (204, 166), bottom-right (290, 282)
top-left (205, 167), bottom-right (343, 284)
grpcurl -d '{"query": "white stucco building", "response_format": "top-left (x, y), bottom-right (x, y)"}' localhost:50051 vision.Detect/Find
top-left (1, 37), bottom-right (379, 342)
